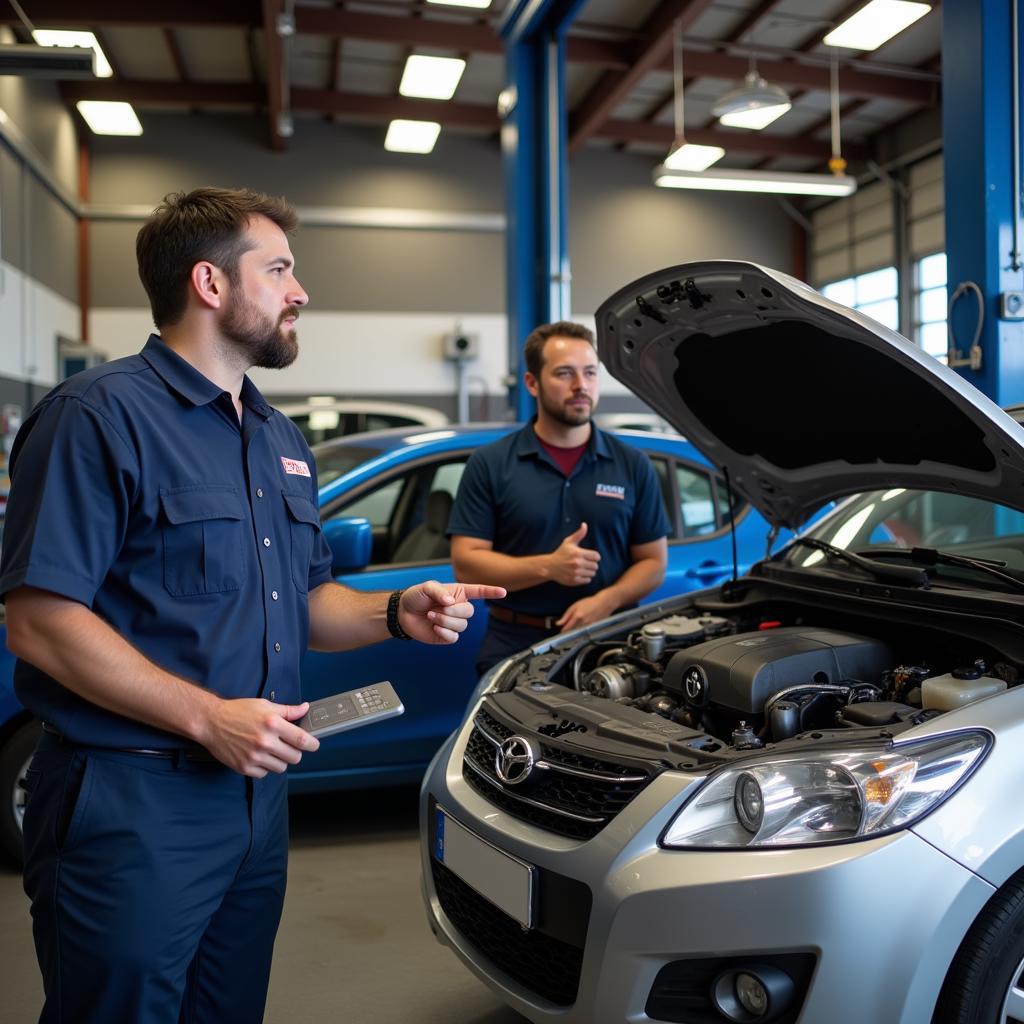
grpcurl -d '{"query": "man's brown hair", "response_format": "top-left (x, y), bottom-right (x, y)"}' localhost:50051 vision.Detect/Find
top-left (136, 187), bottom-right (298, 328)
top-left (523, 321), bottom-right (596, 377)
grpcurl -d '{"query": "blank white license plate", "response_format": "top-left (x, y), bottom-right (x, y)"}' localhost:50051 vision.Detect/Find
top-left (435, 806), bottom-right (535, 928)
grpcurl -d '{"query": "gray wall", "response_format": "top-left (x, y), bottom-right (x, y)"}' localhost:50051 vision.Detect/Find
top-left (88, 114), bottom-right (505, 313)
top-left (87, 112), bottom-right (797, 319)
top-left (570, 148), bottom-right (797, 314)
top-left (0, 25), bottom-right (80, 305)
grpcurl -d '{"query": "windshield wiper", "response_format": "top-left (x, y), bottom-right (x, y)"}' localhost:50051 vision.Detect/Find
top-left (858, 546), bottom-right (1024, 592)
top-left (780, 538), bottom-right (929, 587)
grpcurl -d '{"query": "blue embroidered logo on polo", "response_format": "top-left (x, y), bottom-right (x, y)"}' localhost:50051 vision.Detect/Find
top-left (595, 483), bottom-right (625, 500)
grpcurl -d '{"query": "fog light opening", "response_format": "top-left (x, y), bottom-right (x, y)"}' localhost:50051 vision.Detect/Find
top-left (712, 965), bottom-right (794, 1022)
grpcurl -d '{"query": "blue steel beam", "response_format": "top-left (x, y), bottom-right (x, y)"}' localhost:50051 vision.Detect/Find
top-left (500, 0), bottom-right (586, 421)
top-left (943, 0), bottom-right (1024, 405)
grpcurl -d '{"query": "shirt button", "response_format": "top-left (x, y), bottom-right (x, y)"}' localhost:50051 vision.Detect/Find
top-left (263, 537), bottom-right (271, 547)
top-left (256, 488), bottom-right (264, 498)
top-left (274, 642), bottom-right (282, 652)
top-left (269, 690), bottom-right (276, 700)
top-left (272, 590), bottom-right (279, 600)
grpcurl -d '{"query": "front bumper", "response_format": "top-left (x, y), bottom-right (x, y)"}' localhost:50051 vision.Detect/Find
top-left (420, 720), bottom-right (994, 1024)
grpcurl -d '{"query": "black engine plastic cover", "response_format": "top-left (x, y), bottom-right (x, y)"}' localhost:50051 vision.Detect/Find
top-left (661, 626), bottom-right (892, 714)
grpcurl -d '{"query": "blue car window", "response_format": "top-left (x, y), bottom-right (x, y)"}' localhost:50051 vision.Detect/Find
top-left (676, 465), bottom-right (716, 538)
top-left (334, 477), bottom-right (405, 528)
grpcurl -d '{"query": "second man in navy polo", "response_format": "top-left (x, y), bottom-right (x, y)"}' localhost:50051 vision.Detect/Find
top-left (449, 321), bottom-right (670, 673)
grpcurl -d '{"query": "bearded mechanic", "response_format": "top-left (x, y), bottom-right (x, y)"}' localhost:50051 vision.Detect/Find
top-left (0, 187), bottom-right (504, 1024)
top-left (449, 320), bottom-right (669, 674)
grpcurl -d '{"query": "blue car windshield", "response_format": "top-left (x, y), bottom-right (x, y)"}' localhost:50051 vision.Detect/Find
top-left (791, 488), bottom-right (1024, 574)
top-left (312, 444), bottom-right (388, 487)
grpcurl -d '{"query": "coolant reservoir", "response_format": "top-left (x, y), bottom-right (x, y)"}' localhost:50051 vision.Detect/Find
top-left (921, 672), bottom-right (1007, 711)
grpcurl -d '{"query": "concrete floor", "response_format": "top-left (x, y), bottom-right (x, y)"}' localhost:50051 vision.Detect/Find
top-left (0, 786), bottom-right (527, 1024)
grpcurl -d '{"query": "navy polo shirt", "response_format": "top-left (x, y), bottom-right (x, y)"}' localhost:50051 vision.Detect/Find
top-left (447, 422), bottom-right (670, 616)
top-left (0, 335), bottom-right (334, 749)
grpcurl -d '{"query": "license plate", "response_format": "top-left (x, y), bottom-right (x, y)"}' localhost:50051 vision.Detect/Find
top-left (435, 806), bottom-right (536, 929)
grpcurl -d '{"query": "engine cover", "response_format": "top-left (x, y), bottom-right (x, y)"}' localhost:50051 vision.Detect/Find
top-left (662, 626), bottom-right (892, 715)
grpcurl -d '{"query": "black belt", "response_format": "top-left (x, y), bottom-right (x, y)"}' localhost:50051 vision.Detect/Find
top-left (488, 605), bottom-right (560, 631)
top-left (41, 722), bottom-right (217, 762)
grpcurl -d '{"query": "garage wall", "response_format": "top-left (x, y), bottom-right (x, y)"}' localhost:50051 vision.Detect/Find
top-left (0, 26), bottom-right (81, 415)
top-left (86, 112), bottom-right (796, 414)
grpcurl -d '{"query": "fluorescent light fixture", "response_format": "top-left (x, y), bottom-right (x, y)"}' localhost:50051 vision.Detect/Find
top-left (823, 0), bottom-right (930, 51)
top-left (664, 141), bottom-right (725, 171)
top-left (426, 0), bottom-right (491, 6)
top-left (654, 165), bottom-right (857, 197)
top-left (384, 119), bottom-right (441, 154)
top-left (75, 101), bottom-right (143, 136)
top-left (32, 29), bottom-right (112, 77)
top-left (399, 55), bottom-right (466, 100)
top-left (713, 70), bottom-right (791, 130)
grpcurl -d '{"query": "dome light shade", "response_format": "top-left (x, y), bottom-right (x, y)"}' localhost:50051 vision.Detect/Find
top-left (712, 70), bottom-right (791, 130)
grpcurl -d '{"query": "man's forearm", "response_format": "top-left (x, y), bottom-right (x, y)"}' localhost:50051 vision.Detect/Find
top-left (600, 556), bottom-right (666, 609)
top-left (306, 581), bottom-right (391, 650)
top-left (5, 587), bottom-right (218, 743)
top-left (452, 547), bottom-right (554, 593)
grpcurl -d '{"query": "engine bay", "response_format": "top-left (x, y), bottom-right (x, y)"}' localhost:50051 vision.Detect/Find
top-left (489, 595), bottom-right (1023, 766)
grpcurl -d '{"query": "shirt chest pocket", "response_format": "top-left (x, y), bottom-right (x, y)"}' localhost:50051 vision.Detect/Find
top-left (160, 487), bottom-right (246, 597)
top-left (283, 491), bottom-right (321, 594)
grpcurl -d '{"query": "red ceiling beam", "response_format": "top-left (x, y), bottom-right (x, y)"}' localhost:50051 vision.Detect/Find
top-left (661, 49), bottom-right (936, 104)
top-left (263, 0), bottom-right (287, 151)
top-left (594, 119), bottom-right (869, 161)
top-left (60, 80), bottom-right (263, 106)
top-left (569, 0), bottom-right (715, 156)
top-left (0, 1), bottom-right (257, 27)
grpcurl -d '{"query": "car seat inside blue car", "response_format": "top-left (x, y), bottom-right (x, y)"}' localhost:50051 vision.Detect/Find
top-left (392, 490), bottom-right (453, 562)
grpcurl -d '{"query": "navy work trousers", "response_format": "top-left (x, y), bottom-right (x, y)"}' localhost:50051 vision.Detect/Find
top-left (22, 731), bottom-right (289, 1024)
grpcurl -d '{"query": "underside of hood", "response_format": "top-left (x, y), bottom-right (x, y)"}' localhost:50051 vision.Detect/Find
top-left (596, 261), bottom-right (1024, 530)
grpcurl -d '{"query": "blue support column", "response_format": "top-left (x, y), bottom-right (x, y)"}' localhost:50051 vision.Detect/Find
top-left (943, 0), bottom-right (1024, 406)
top-left (499, 0), bottom-right (586, 421)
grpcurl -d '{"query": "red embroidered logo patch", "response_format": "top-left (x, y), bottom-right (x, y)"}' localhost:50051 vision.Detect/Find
top-left (280, 457), bottom-right (311, 477)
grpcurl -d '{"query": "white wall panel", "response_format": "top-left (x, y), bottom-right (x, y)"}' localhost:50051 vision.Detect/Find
top-left (0, 259), bottom-right (77, 386)
top-left (88, 308), bottom-right (636, 400)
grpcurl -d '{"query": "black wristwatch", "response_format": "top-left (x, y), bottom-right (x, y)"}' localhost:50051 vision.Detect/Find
top-left (386, 589), bottom-right (412, 640)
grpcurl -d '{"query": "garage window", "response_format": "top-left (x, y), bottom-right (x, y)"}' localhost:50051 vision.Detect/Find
top-left (821, 267), bottom-right (899, 330)
top-left (913, 252), bottom-right (948, 363)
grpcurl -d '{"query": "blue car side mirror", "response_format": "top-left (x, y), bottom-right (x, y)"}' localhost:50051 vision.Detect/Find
top-left (323, 517), bottom-right (372, 573)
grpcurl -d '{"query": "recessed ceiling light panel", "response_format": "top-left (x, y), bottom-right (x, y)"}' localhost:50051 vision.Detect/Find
top-left (75, 101), bottom-right (143, 136)
top-left (664, 142), bottom-right (726, 172)
top-left (385, 119), bottom-right (442, 154)
top-left (823, 0), bottom-right (930, 51)
top-left (399, 55), bottom-right (466, 100)
top-left (426, 0), bottom-right (491, 7)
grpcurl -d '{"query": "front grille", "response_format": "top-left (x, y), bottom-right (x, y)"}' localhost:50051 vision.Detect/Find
top-left (463, 708), bottom-right (657, 840)
top-left (431, 858), bottom-right (585, 1006)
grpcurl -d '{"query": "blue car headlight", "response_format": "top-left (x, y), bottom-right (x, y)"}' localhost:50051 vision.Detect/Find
top-left (661, 731), bottom-right (990, 849)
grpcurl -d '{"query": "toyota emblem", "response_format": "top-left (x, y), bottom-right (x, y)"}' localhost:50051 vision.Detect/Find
top-left (684, 666), bottom-right (708, 707)
top-left (496, 736), bottom-right (536, 785)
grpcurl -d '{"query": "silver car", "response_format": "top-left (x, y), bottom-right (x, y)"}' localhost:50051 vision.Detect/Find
top-left (419, 261), bottom-right (1024, 1024)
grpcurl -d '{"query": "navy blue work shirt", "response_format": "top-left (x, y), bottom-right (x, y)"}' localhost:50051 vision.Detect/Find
top-left (447, 422), bottom-right (670, 616)
top-left (0, 335), bottom-right (334, 749)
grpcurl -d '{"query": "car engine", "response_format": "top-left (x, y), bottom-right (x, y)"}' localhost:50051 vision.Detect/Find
top-left (541, 609), bottom-right (1016, 753)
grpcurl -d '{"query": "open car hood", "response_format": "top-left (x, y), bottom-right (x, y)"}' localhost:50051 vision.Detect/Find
top-left (596, 261), bottom-right (1024, 530)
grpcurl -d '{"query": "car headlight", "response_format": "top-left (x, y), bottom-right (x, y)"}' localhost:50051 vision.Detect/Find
top-left (661, 730), bottom-right (990, 849)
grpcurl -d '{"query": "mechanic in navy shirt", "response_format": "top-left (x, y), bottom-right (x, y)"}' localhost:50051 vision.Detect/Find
top-left (449, 321), bottom-right (669, 673)
top-left (0, 187), bottom-right (504, 1024)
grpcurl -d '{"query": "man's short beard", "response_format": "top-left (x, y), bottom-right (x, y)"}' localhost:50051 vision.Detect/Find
top-left (538, 386), bottom-right (593, 427)
top-left (222, 293), bottom-right (299, 370)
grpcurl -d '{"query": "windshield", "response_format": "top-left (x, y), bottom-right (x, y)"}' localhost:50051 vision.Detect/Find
top-left (791, 488), bottom-right (1024, 578)
top-left (312, 444), bottom-right (387, 487)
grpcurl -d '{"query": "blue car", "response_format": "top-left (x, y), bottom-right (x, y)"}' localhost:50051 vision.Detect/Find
top-left (0, 422), bottom-right (786, 860)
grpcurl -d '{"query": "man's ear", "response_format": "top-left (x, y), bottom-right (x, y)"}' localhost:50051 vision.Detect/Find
top-left (190, 261), bottom-right (225, 311)
top-left (524, 371), bottom-right (539, 397)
